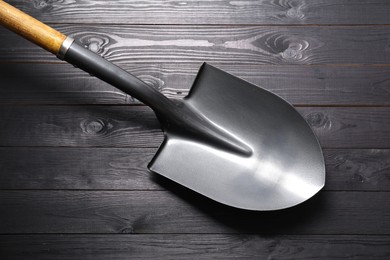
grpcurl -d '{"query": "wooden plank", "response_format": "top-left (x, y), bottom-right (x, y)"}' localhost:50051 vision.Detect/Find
top-left (0, 106), bottom-right (389, 148)
top-left (1, 25), bottom-right (390, 65)
top-left (1, 63), bottom-right (390, 106)
top-left (0, 234), bottom-right (389, 260)
top-left (0, 148), bottom-right (389, 191)
top-left (0, 147), bottom-right (159, 190)
top-left (324, 149), bottom-right (390, 191)
top-left (0, 106), bottom-right (163, 147)
top-left (0, 190), bottom-right (388, 234)
top-left (5, 0), bottom-right (390, 25)
top-left (299, 107), bottom-right (390, 148)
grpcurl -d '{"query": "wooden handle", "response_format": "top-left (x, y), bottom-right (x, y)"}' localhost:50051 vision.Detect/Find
top-left (0, 0), bottom-right (66, 55)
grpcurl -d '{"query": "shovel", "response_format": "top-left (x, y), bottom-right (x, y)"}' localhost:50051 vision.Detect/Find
top-left (0, 1), bottom-right (325, 211)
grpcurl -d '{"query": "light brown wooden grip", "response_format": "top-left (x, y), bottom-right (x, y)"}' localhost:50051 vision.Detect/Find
top-left (0, 0), bottom-right (66, 55)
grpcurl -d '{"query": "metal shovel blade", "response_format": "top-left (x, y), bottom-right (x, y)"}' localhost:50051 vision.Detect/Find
top-left (149, 63), bottom-right (325, 211)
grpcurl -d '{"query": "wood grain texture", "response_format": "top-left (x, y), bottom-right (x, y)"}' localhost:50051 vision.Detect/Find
top-left (0, 235), bottom-right (389, 260)
top-left (0, 106), bottom-right (163, 147)
top-left (1, 25), bottom-right (390, 65)
top-left (0, 190), bottom-right (388, 234)
top-left (300, 107), bottom-right (390, 148)
top-left (324, 149), bottom-right (390, 191)
top-left (0, 0), bottom-right (66, 55)
top-left (0, 147), bottom-right (159, 190)
top-left (0, 106), bottom-right (389, 148)
top-left (5, 0), bottom-right (390, 25)
top-left (1, 63), bottom-right (390, 106)
top-left (0, 148), bottom-right (389, 191)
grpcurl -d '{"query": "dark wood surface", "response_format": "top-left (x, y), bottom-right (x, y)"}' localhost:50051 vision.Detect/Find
top-left (0, 0), bottom-right (389, 259)
top-left (2, 26), bottom-right (390, 64)
top-left (5, 0), bottom-right (390, 25)
top-left (1, 63), bottom-right (390, 106)
top-left (1, 235), bottom-right (389, 260)
top-left (0, 190), bottom-right (389, 234)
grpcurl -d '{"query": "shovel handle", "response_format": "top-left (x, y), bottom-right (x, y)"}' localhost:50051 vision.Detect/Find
top-left (0, 0), bottom-right (66, 55)
top-left (0, 1), bottom-right (180, 121)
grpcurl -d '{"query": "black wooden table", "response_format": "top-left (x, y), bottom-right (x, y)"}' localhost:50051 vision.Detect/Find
top-left (0, 1), bottom-right (389, 259)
